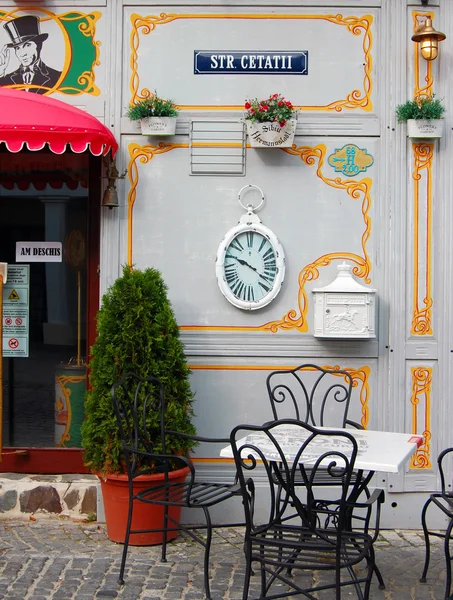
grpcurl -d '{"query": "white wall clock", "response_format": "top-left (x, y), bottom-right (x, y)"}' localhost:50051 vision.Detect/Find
top-left (215, 185), bottom-right (285, 310)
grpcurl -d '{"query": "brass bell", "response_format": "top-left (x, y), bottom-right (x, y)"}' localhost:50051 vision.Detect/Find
top-left (102, 184), bottom-right (119, 209)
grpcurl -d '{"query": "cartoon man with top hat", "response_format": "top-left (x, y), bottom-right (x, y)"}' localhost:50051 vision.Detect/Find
top-left (0, 15), bottom-right (62, 94)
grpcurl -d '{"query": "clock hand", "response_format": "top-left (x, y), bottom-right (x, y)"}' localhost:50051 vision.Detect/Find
top-left (236, 257), bottom-right (258, 272)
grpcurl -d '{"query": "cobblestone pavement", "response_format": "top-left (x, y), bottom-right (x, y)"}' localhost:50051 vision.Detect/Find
top-left (0, 520), bottom-right (448, 599)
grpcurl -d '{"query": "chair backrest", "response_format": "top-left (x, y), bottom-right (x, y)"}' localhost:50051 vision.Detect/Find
top-left (111, 372), bottom-right (169, 477)
top-left (230, 419), bottom-right (358, 532)
top-left (266, 363), bottom-right (357, 428)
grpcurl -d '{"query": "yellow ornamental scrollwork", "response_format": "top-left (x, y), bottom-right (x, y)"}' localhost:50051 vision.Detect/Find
top-left (129, 12), bottom-right (373, 112)
top-left (410, 366), bottom-right (432, 469)
top-left (413, 11), bottom-right (434, 99)
top-left (411, 142), bottom-right (434, 336)
top-left (128, 143), bottom-right (373, 334)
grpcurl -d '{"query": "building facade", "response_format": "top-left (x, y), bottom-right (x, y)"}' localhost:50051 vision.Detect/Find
top-left (0, 0), bottom-right (451, 527)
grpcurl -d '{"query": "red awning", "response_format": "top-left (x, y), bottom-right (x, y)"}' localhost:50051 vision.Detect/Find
top-left (0, 88), bottom-right (118, 157)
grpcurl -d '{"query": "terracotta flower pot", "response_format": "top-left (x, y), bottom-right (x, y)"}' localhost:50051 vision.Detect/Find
top-left (98, 465), bottom-right (190, 546)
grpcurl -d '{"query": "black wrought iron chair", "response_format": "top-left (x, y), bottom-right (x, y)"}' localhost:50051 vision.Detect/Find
top-left (420, 446), bottom-right (453, 600)
top-left (111, 372), bottom-right (241, 600)
top-left (265, 363), bottom-right (385, 589)
top-left (231, 419), bottom-right (385, 600)
top-left (266, 363), bottom-right (360, 429)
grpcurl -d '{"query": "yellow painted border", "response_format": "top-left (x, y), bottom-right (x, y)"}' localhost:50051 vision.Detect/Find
top-left (189, 364), bottom-right (371, 429)
top-left (0, 8), bottom-right (101, 96)
top-left (410, 366), bottom-right (432, 469)
top-left (411, 143), bottom-right (434, 335)
top-left (129, 12), bottom-right (373, 112)
top-left (127, 142), bottom-right (372, 333)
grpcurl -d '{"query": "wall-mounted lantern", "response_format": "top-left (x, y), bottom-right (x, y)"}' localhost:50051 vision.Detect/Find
top-left (312, 262), bottom-right (377, 339)
top-left (411, 17), bottom-right (446, 62)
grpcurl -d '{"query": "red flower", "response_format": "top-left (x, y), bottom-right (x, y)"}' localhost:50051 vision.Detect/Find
top-left (286, 101), bottom-right (293, 109)
top-left (279, 120), bottom-right (286, 127)
top-left (261, 104), bottom-right (269, 111)
top-left (245, 102), bottom-right (251, 109)
top-left (278, 101), bottom-right (284, 107)
top-left (250, 108), bottom-right (255, 114)
top-left (272, 93), bottom-right (279, 99)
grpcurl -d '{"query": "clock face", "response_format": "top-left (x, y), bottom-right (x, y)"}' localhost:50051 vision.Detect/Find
top-left (216, 223), bottom-right (285, 310)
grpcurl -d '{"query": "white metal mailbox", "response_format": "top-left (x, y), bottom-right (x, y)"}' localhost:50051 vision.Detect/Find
top-left (312, 262), bottom-right (377, 339)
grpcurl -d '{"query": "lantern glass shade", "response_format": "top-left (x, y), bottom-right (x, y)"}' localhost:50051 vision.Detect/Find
top-left (421, 38), bottom-right (438, 61)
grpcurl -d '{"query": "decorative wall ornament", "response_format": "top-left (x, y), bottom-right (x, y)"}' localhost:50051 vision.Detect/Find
top-left (129, 12), bottom-right (373, 112)
top-left (0, 8), bottom-right (101, 96)
top-left (410, 366), bottom-right (432, 469)
top-left (127, 143), bottom-right (373, 334)
top-left (413, 12), bottom-right (434, 99)
top-left (328, 144), bottom-right (374, 177)
top-left (411, 142), bottom-right (434, 335)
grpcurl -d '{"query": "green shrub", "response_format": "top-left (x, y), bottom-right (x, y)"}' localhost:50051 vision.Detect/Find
top-left (81, 265), bottom-right (196, 475)
top-left (126, 93), bottom-right (179, 120)
top-left (396, 95), bottom-right (445, 122)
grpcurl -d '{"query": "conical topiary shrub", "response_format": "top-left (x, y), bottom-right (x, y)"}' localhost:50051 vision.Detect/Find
top-left (81, 264), bottom-right (196, 475)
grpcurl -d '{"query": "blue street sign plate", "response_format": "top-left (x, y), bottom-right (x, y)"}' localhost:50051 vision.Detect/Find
top-left (194, 51), bottom-right (308, 75)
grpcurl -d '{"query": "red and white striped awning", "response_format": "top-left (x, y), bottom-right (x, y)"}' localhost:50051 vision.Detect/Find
top-left (0, 88), bottom-right (117, 157)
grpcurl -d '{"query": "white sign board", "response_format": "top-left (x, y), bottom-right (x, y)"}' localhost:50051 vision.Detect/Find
top-left (16, 242), bottom-right (62, 263)
top-left (2, 265), bottom-right (30, 357)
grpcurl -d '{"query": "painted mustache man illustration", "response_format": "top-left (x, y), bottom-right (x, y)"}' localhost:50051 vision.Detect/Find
top-left (0, 15), bottom-right (62, 94)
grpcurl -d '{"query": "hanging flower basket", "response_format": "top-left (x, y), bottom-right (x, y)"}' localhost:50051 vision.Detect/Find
top-left (407, 119), bottom-right (443, 139)
top-left (140, 117), bottom-right (177, 136)
top-left (244, 93), bottom-right (298, 148)
top-left (245, 119), bottom-right (296, 148)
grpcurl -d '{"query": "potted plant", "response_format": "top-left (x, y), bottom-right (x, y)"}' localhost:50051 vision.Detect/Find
top-left (81, 264), bottom-right (196, 545)
top-left (244, 93), bottom-right (298, 148)
top-left (126, 92), bottom-right (179, 135)
top-left (396, 95), bottom-right (445, 139)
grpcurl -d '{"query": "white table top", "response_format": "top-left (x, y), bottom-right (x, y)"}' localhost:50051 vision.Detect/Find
top-left (220, 425), bottom-right (423, 474)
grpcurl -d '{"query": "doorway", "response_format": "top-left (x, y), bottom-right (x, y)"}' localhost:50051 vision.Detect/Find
top-left (0, 150), bottom-right (100, 463)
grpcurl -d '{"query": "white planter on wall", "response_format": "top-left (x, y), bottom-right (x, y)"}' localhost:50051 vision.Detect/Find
top-left (245, 119), bottom-right (296, 148)
top-left (407, 119), bottom-right (444, 139)
top-left (139, 117), bottom-right (177, 135)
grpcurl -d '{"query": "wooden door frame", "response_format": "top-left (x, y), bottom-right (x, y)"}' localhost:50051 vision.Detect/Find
top-left (0, 151), bottom-right (101, 473)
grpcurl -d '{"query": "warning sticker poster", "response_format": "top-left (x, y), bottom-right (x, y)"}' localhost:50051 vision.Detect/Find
top-left (2, 265), bottom-right (29, 357)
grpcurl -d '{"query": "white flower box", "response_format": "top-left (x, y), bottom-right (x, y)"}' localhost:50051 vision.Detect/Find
top-left (140, 117), bottom-right (177, 136)
top-left (407, 119), bottom-right (443, 139)
top-left (245, 119), bottom-right (296, 148)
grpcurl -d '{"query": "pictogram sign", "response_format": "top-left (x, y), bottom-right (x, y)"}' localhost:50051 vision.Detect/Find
top-left (8, 289), bottom-right (20, 301)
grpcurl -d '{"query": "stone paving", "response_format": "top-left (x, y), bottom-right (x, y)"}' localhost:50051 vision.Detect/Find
top-left (0, 519), bottom-right (448, 599)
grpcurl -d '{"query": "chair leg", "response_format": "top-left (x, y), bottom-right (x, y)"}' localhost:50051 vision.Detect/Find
top-left (373, 563), bottom-right (385, 590)
top-left (161, 504), bottom-right (169, 563)
top-left (443, 518), bottom-right (453, 600)
top-left (202, 507), bottom-right (213, 600)
top-left (118, 493), bottom-right (134, 585)
top-left (242, 540), bottom-right (252, 600)
top-left (420, 498), bottom-right (432, 583)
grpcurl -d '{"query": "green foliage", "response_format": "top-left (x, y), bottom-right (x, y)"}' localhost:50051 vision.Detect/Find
top-left (244, 93), bottom-right (297, 125)
top-left (126, 93), bottom-right (179, 120)
top-left (396, 95), bottom-right (445, 122)
top-left (81, 265), bottom-right (196, 475)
